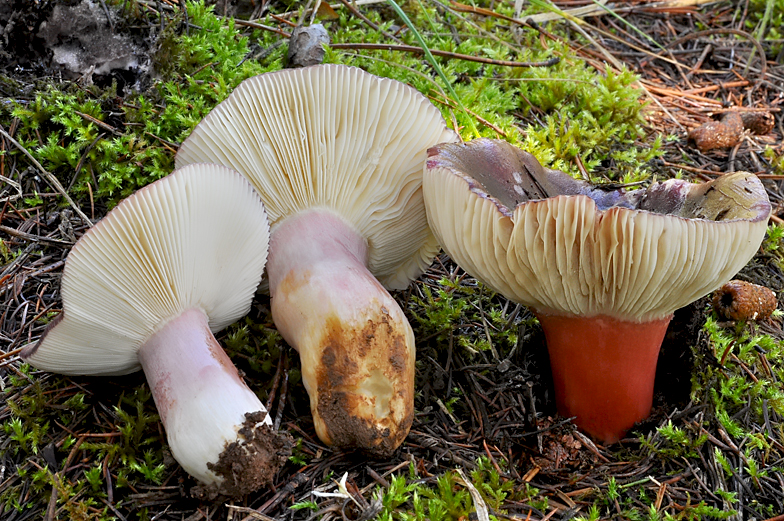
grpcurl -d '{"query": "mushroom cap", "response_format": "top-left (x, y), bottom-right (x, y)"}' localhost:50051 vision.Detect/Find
top-left (21, 164), bottom-right (271, 375)
top-left (424, 138), bottom-right (771, 323)
top-left (175, 64), bottom-right (457, 290)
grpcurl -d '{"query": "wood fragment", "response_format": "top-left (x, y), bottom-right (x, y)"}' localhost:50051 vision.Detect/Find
top-left (688, 112), bottom-right (744, 152)
top-left (712, 280), bottom-right (777, 322)
top-left (329, 43), bottom-right (560, 68)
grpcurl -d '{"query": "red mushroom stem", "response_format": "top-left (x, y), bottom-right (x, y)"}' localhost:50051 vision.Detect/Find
top-left (535, 312), bottom-right (672, 445)
top-left (266, 209), bottom-right (415, 456)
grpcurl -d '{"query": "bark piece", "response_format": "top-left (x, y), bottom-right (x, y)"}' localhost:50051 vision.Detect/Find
top-left (687, 110), bottom-right (774, 153)
top-left (688, 112), bottom-right (743, 152)
top-left (712, 279), bottom-right (777, 321)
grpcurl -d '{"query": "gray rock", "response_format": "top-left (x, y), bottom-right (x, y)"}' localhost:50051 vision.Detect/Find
top-left (286, 24), bottom-right (330, 68)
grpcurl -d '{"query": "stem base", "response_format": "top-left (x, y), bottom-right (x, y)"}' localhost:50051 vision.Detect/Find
top-left (139, 308), bottom-right (292, 495)
top-left (268, 210), bottom-right (415, 457)
top-left (536, 312), bottom-right (672, 444)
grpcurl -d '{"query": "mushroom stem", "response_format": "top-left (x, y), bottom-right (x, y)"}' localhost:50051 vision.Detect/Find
top-left (139, 308), bottom-right (290, 496)
top-left (535, 312), bottom-right (672, 445)
top-left (267, 209), bottom-right (415, 457)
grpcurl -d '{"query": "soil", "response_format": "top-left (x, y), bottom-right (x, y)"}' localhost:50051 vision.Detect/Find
top-left (202, 412), bottom-right (295, 499)
top-left (1, 0), bottom-right (154, 92)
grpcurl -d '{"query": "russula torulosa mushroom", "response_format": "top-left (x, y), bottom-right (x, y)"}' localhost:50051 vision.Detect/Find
top-left (175, 64), bottom-right (457, 456)
top-left (20, 164), bottom-right (293, 496)
top-left (423, 138), bottom-right (771, 444)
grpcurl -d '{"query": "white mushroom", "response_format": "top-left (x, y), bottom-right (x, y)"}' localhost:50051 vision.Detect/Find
top-left (176, 64), bottom-right (457, 456)
top-left (21, 164), bottom-right (292, 496)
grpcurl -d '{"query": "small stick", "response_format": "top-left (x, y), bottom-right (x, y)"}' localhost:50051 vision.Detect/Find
top-left (0, 127), bottom-right (92, 227)
top-left (426, 93), bottom-right (507, 137)
top-left (330, 42), bottom-right (560, 68)
top-left (273, 370), bottom-right (289, 431)
top-left (75, 111), bottom-right (121, 136)
top-left (0, 224), bottom-right (74, 246)
top-left (0, 346), bottom-right (26, 361)
top-left (642, 84), bottom-right (724, 105)
top-left (572, 430), bottom-right (611, 463)
top-left (681, 80), bottom-right (750, 95)
top-left (335, 0), bottom-right (402, 42)
top-left (264, 352), bottom-right (285, 412)
top-left (232, 18), bottom-right (291, 38)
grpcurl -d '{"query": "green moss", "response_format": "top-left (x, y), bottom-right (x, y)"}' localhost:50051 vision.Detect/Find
top-left (3, 2), bottom-right (283, 206)
top-left (370, 457), bottom-right (528, 521)
top-left (323, 1), bottom-right (658, 181)
top-left (5, 1), bottom-right (778, 519)
top-left (1, 366), bottom-right (167, 519)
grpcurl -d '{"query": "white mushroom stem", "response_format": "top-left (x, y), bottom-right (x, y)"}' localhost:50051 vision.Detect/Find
top-left (267, 209), bottom-right (415, 457)
top-left (138, 308), bottom-right (274, 492)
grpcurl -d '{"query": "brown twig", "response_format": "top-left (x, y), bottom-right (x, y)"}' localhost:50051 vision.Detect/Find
top-left (232, 18), bottom-right (291, 38)
top-left (335, 0), bottom-right (402, 43)
top-left (0, 224), bottom-right (75, 246)
top-left (0, 127), bottom-right (93, 227)
top-left (329, 43), bottom-right (560, 68)
top-left (74, 111), bottom-right (122, 136)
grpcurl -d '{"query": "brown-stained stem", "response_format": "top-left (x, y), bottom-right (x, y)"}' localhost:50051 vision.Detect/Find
top-left (330, 43), bottom-right (560, 68)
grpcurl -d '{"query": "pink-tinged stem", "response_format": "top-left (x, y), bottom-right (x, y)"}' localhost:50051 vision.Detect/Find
top-left (535, 312), bottom-right (672, 445)
top-left (267, 209), bottom-right (415, 457)
top-left (138, 308), bottom-right (290, 496)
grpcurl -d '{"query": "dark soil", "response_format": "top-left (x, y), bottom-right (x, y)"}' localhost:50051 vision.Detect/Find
top-left (1, 0), bottom-right (154, 93)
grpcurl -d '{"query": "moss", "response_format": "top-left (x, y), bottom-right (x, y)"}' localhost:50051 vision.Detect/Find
top-left (3, 2), bottom-right (284, 206)
top-left (3, 0), bottom-right (782, 519)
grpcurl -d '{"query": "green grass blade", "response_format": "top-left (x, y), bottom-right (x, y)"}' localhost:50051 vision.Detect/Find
top-left (387, 0), bottom-right (479, 138)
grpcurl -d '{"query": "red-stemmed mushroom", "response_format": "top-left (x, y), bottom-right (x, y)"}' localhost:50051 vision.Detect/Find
top-left (423, 138), bottom-right (771, 444)
top-left (175, 64), bottom-right (457, 456)
top-left (21, 164), bottom-right (293, 496)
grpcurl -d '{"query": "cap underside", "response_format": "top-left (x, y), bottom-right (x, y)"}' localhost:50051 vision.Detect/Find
top-left (22, 164), bottom-right (270, 375)
top-left (424, 139), bottom-right (771, 322)
top-left (176, 64), bottom-right (457, 290)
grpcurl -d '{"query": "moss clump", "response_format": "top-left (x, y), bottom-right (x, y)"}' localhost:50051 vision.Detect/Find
top-left (318, 0), bottom-right (659, 184)
top-left (3, 2), bottom-right (284, 206)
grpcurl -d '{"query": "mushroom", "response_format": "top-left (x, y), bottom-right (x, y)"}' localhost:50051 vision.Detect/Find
top-left (423, 138), bottom-right (771, 444)
top-left (175, 64), bottom-right (457, 456)
top-left (20, 164), bottom-right (293, 497)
